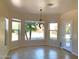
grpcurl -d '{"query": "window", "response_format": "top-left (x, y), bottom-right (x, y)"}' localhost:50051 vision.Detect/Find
top-left (49, 23), bottom-right (58, 40)
top-left (12, 19), bottom-right (21, 41)
top-left (24, 21), bottom-right (44, 40)
top-left (65, 24), bottom-right (71, 47)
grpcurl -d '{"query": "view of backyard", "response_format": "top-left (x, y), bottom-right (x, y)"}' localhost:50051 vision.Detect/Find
top-left (25, 22), bottom-right (44, 40)
top-left (12, 21), bottom-right (58, 41)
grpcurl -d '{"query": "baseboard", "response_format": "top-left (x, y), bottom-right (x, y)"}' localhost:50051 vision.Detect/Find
top-left (9, 45), bottom-right (48, 51)
top-left (72, 51), bottom-right (78, 56)
top-left (63, 48), bottom-right (72, 53)
top-left (63, 48), bottom-right (78, 56)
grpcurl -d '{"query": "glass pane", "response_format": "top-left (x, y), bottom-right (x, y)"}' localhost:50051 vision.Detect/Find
top-left (49, 23), bottom-right (58, 40)
top-left (31, 24), bottom-right (44, 40)
top-left (12, 21), bottom-right (20, 41)
top-left (65, 24), bottom-right (71, 47)
top-left (25, 21), bottom-right (44, 40)
top-left (65, 24), bottom-right (71, 33)
top-left (50, 31), bottom-right (57, 39)
top-left (49, 23), bottom-right (57, 30)
top-left (65, 34), bottom-right (71, 39)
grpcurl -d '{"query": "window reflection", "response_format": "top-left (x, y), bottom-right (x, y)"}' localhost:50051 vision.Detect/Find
top-left (35, 49), bottom-right (44, 59)
top-left (49, 50), bottom-right (58, 59)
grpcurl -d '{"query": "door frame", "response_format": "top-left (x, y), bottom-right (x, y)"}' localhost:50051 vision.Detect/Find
top-left (61, 20), bottom-right (73, 52)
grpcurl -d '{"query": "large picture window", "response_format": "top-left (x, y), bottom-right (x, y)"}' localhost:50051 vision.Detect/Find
top-left (24, 21), bottom-right (44, 40)
top-left (49, 23), bottom-right (58, 40)
top-left (12, 19), bottom-right (21, 41)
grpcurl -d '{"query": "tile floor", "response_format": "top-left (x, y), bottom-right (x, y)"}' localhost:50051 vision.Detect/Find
top-left (7, 46), bottom-right (78, 59)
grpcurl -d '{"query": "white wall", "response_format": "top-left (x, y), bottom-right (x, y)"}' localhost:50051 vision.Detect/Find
top-left (60, 9), bottom-right (78, 56)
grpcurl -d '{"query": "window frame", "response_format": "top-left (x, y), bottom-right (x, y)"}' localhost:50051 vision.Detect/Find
top-left (49, 22), bottom-right (58, 40)
top-left (11, 19), bottom-right (21, 42)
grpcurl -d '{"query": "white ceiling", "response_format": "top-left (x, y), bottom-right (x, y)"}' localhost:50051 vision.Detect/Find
top-left (6, 0), bottom-right (77, 15)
